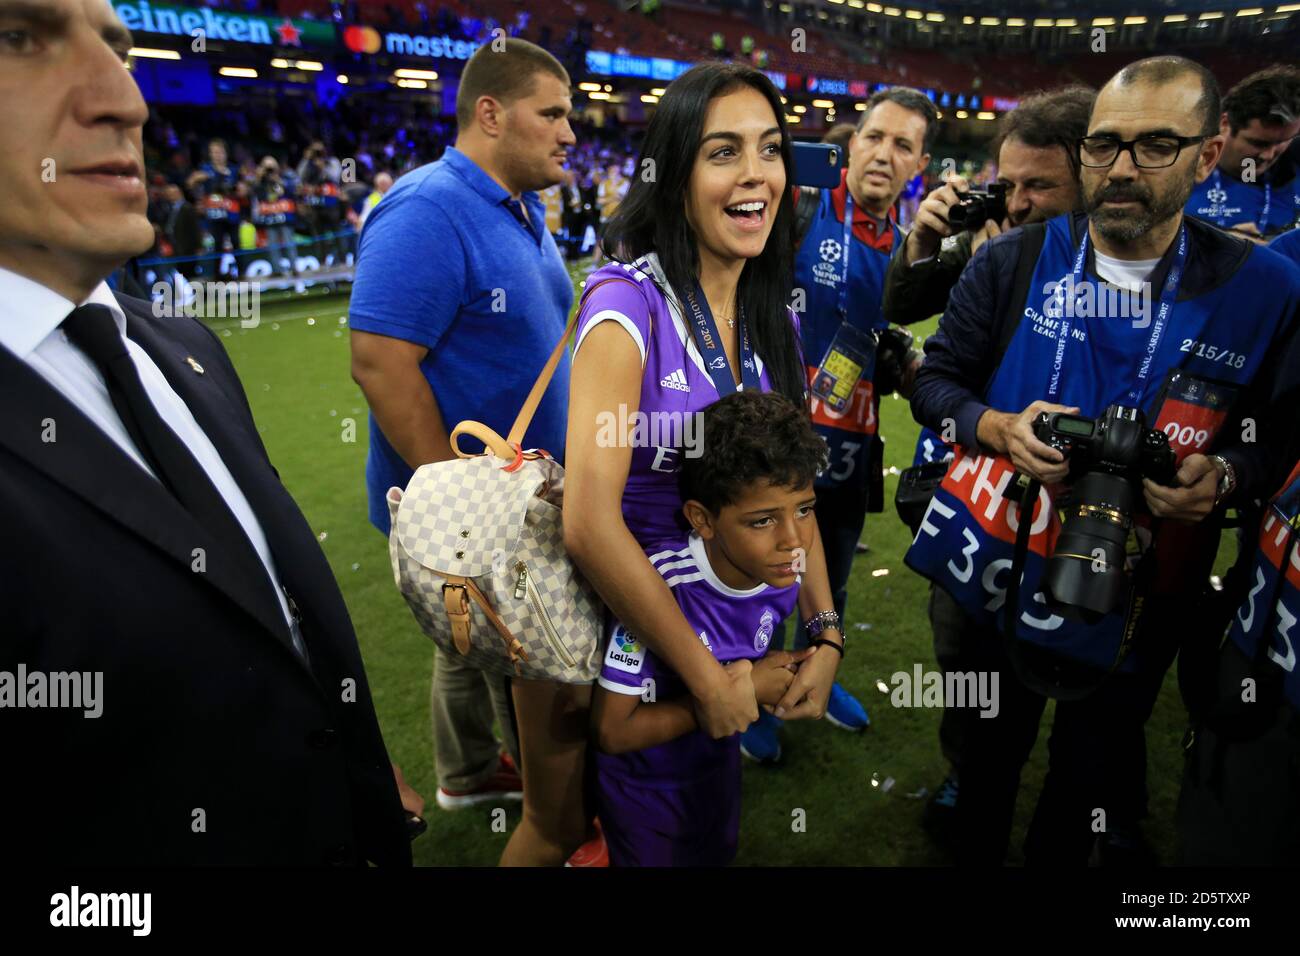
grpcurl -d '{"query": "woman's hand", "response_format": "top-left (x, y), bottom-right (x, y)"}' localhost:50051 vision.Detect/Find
top-left (694, 660), bottom-right (760, 738)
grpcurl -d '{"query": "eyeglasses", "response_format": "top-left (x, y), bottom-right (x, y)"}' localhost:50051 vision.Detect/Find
top-left (1076, 133), bottom-right (1213, 169)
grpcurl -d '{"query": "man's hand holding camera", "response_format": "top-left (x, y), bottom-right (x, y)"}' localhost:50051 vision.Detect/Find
top-left (979, 401), bottom-right (1227, 522)
top-left (976, 400), bottom-right (1081, 484)
top-left (1143, 454), bottom-right (1224, 522)
top-left (905, 173), bottom-right (968, 264)
top-left (905, 173), bottom-right (1014, 265)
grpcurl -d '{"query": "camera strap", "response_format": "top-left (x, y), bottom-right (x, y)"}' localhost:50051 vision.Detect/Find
top-left (1001, 475), bottom-right (1149, 700)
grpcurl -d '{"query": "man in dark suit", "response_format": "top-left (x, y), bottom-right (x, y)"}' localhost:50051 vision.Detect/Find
top-left (0, 0), bottom-right (410, 865)
top-left (162, 183), bottom-right (203, 278)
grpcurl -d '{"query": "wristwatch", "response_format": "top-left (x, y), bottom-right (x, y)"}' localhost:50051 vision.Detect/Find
top-left (1209, 454), bottom-right (1237, 507)
top-left (804, 610), bottom-right (843, 639)
top-left (804, 610), bottom-right (845, 658)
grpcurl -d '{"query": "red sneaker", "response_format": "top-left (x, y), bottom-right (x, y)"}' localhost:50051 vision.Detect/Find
top-left (565, 818), bottom-right (609, 867)
top-left (436, 754), bottom-right (524, 810)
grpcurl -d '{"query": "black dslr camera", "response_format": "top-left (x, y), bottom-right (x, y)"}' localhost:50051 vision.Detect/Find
top-left (947, 183), bottom-right (1007, 231)
top-left (1031, 405), bottom-right (1178, 620)
top-left (873, 326), bottom-right (922, 397)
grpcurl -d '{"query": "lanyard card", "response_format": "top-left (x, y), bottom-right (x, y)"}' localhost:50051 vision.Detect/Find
top-left (811, 321), bottom-right (876, 413)
top-left (1151, 369), bottom-right (1238, 463)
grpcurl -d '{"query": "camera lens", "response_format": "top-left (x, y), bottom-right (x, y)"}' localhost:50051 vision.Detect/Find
top-left (1043, 471), bottom-right (1136, 620)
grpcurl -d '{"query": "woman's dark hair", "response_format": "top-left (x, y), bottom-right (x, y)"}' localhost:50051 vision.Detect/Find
top-left (600, 62), bottom-right (806, 408)
top-left (678, 391), bottom-right (828, 516)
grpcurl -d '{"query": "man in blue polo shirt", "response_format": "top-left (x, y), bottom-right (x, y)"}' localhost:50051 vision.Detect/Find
top-left (349, 39), bottom-right (575, 812)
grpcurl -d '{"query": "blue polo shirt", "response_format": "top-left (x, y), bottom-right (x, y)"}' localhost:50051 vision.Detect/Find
top-left (350, 147), bottom-right (573, 533)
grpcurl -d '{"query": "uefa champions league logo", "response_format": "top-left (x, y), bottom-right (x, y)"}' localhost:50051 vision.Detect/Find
top-left (1045, 274), bottom-right (1069, 320)
top-left (819, 238), bottom-right (842, 263)
top-left (1206, 185), bottom-right (1229, 206)
top-left (754, 609), bottom-right (775, 652)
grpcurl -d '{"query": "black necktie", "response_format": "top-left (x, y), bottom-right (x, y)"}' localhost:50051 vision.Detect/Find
top-left (62, 304), bottom-right (285, 631)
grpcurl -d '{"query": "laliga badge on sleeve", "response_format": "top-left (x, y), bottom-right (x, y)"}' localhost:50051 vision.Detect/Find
top-left (185, 356), bottom-right (205, 375)
top-left (810, 322), bottom-right (876, 413)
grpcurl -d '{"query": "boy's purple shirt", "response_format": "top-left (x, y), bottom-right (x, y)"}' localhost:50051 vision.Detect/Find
top-left (596, 531), bottom-right (800, 785)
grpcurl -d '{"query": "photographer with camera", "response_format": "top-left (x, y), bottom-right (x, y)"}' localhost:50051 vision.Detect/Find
top-left (885, 86), bottom-right (1094, 845)
top-left (884, 87), bottom-right (1096, 331)
top-left (907, 57), bottom-right (1300, 866)
top-left (739, 87), bottom-right (937, 762)
top-left (252, 157), bottom-right (298, 278)
top-left (297, 141), bottom-right (345, 266)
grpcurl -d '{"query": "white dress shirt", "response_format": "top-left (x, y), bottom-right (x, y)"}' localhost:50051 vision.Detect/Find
top-left (0, 266), bottom-right (304, 656)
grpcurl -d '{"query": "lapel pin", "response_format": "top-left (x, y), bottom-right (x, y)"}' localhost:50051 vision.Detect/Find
top-left (185, 356), bottom-right (205, 375)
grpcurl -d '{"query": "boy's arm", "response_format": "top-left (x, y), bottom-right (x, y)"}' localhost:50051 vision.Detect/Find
top-left (592, 684), bottom-right (700, 755)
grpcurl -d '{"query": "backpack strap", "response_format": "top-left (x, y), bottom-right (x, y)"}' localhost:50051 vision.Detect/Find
top-left (440, 574), bottom-right (530, 669)
top-left (990, 221), bottom-right (1049, 375)
top-left (503, 276), bottom-right (636, 451)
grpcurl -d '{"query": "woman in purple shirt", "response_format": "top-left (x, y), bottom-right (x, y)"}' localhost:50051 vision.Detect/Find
top-left (560, 63), bottom-right (848, 852)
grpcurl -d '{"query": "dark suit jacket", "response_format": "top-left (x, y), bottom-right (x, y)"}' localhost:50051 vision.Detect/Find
top-left (0, 292), bottom-right (411, 866)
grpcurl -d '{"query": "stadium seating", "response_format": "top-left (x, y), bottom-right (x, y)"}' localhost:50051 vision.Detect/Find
top-left (253, 0), bottom-right (1288, 98)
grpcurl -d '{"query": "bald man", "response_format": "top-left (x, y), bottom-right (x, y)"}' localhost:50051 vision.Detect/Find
top-left (908, 55), bottom-right (1300, 865)
top-left (0, 0), bottom-right (409, 865)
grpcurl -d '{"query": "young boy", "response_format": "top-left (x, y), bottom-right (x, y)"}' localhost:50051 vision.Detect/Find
top-left (592, 390), bottom-right (830, 866)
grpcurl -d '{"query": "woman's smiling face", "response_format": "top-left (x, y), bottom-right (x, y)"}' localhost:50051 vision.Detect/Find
top-left (684, 85), bottom-right (787, 267)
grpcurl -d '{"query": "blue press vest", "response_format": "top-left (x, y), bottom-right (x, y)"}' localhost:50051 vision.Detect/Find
top-left (1229, 460), bottom-right (1300, 712)
top-left (905, 214), bottom-right (1298, 671)
top-left (794, 187), bottom-right (895, 491)
top-left (1186, 168), bottom-right (1300, 237)
top-left (912, 425), bottom-right (954, 467)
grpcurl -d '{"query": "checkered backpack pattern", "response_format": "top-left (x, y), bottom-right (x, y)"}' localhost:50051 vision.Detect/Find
top-left (386, 304), bottom-right (605, 682)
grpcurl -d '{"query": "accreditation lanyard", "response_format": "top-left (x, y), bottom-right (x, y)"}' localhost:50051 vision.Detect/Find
top-left (839, 189), bottom-right (854, 321)
top-left (683, 282), bottom-right (761, 396)
top-left (837, 189), bottom-right (896, 321)
top-left (1046, 224), bottom-right (1187, 407)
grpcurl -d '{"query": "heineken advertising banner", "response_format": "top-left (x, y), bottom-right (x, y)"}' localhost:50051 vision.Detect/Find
top-left (113, 1), bottom-right (336, 48)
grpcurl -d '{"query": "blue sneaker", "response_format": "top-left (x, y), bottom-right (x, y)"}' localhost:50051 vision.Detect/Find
top-left (823, 682), bottom-right (870, 731)
top-left (739, 710), bottom-right (783, 764)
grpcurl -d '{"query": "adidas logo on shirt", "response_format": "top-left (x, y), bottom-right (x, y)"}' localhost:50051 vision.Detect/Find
top-left (659, 368), bottom-right (690, 392)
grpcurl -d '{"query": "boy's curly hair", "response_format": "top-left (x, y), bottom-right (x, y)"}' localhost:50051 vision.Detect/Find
top-left (677, 391), bottom-right (828, 516)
